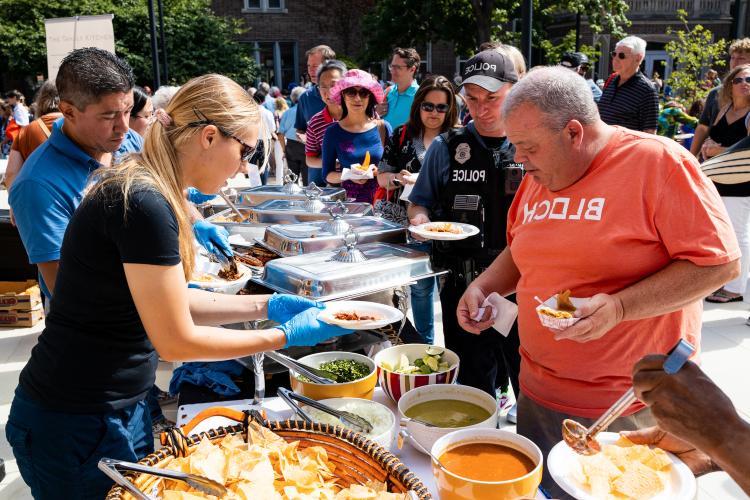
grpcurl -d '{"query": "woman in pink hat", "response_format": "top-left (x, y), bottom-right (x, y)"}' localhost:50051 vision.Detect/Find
top-left (321, 69), bottom-right (392, 203)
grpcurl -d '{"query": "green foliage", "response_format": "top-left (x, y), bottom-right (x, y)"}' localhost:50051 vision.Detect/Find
top-left (665, 9), bottom-right (727, 102)
top-left (540, 0), bottom-right (630, 39)
top-left (539, 30), bottom-right (599, 65)
top-left (336, 54), bottom-right (360, 71)
top-left (0, 0), bottom-right (258, 86)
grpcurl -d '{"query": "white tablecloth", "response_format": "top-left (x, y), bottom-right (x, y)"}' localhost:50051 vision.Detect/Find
top-left (176, 388), bottom-right (545, 498)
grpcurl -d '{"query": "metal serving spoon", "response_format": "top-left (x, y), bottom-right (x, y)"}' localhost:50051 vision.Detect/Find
top-left (218, 188), bottom-right (246, 221)
top-left (277, 387), bottom-right (374, 434)
top-left (562, 339), bottom-right (696, 455)
top-left (397, 428), bottom-right (449, 472)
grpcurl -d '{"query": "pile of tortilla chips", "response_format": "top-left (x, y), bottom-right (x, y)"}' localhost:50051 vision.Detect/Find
top-left (156, 422), bottom-right (407, 499)
top-left (570, 436), bottom-right (672, 499)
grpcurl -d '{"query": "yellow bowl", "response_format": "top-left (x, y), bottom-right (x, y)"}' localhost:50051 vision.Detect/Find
top-left (431, 429), bottom-right (543, 500)
top-left (289, 351), bottom-right (377, 400)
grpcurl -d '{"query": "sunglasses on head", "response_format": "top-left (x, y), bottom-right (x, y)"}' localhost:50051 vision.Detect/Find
top-left (420, 102), bottom-right (449, 113)
top-left (733, 76), bottom-right (750, 85)
top-left (611, 51), bottom-right (628, 60)
top-left (187, 108), bottom-right (256, 162)
top-left (342, 87), bottom-right (371, 99)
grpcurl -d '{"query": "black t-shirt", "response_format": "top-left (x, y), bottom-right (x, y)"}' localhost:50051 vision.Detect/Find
top-left (19, 184), bottom-right (181, 413)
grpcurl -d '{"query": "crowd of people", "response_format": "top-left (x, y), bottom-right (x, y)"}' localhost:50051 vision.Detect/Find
top-left (1, 34), bottom-right (750, 499)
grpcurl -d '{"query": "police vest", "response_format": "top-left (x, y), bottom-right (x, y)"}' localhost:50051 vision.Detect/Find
top-left (436, 127), bottom-right (523, 262)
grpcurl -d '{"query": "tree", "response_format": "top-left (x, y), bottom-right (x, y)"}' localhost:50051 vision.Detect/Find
top-left (665, 9), bottom-right (727, 102)
top-left (0, 0), bottom-right (258, 87)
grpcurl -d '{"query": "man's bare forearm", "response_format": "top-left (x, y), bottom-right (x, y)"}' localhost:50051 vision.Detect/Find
top-left (708, 417), bottom-right (750, 494)
top-left (407, 204), bottom-right (430, 221)
top-left (616, 259), bottom-right (739, 322)
top-left (469, 246), bottom-right (521, 298)
top-left (306, 155), bottom-right (322, 168)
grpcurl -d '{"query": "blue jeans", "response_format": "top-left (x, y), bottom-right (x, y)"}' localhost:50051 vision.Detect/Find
top-left (308, 167), bottom-right (325, 187)
top-left (6, 387), bottom-right (153, 500)
top-left (409, 241), bottom-right (436, 344)
top-left (146, 384), bottom-right (166, 423)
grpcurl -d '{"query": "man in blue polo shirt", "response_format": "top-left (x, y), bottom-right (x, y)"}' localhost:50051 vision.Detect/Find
top-left (379, 47), bottom-right (421, 129)
top-left (294, 45), bottom-right (336, 142)
top-left (9, 47), bottom-right (135, 299)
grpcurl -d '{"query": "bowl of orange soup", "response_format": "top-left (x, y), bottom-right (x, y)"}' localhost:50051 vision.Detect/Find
top-left (431, 428), bottom-right (543, 500)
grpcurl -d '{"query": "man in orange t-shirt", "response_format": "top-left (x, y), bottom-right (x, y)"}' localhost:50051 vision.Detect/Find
top-left (456, 66), bottom-right (740, 496)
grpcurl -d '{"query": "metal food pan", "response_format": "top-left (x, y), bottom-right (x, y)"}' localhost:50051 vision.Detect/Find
top-left (247, 199), bottom-right (373, 225)
top-left (237, 185), bottom-right (346, 206)
top-left (262, 216), bottom-right (407, 257)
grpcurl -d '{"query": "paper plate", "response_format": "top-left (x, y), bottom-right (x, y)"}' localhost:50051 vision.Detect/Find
top-left (318, 300), bottom-right (404, 329)
top-left (189, 263), bottom-right (251, 294)
top-left (548, 432), bottom-right (697, 500)
top-left (408, 222), bottom-right (480, 241)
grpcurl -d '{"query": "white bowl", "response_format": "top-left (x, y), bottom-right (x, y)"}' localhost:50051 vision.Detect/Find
top-left (397, 384), bottom-right (498, 454)
top-left (301, 397), bottom-right (396, 451)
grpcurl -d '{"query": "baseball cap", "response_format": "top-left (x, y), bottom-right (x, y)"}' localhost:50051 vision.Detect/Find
top-left (461, 50), bottom-right (518, 92)
top-left (575, 52), bottom-right (590, 65)
top-left (560, 52), bottom-right (584, 69)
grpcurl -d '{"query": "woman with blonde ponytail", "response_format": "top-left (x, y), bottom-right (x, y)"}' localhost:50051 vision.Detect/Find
top-left (7, 74), bottom-right (352, 499)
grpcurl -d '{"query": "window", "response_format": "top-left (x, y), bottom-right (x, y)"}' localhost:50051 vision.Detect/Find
top-left (243, 0), bottom-right (285, 12)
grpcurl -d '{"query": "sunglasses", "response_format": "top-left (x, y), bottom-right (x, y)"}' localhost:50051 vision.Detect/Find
top-left (187, 108), bottom-right (256, 162)
top-left (342, 87), bottom-right (371, 99)
top-left (420, 102), bottom-right (449, 113)
top-left (733, 76), bottom-right (750, 85)
top-left (610, 51), bottom-right (628, 60)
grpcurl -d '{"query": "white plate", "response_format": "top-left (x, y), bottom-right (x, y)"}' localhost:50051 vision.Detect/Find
top-left (188, 263), bottom-right (251, 294)
top-left (548, 432), bottom-right (696, 500)
top-left (318, 300), bottom-right (404, 329)
top-left (408, 222), bottom-right (480, 241)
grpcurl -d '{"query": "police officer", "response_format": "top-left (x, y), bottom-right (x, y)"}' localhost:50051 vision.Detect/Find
top-left (408, 50), bottom-right (523, 407)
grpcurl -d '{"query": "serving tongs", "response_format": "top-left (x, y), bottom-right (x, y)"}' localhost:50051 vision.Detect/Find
top-left (98, 457), bottom-right (227, 499)
top-left (265, 350), bottom-right (338, 384)
top-left (214, 245), bottom-right (239, 277)
top-left (218, 188), bottom-right (246, 222)
top-left (277, 387), bottom-right (374, 434)
top-left (562, 339), bottom-right (696, 455)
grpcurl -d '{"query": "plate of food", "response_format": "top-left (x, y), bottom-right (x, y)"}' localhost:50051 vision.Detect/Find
top-left (189, 262), bottom-right (251, 294)
top-left (536, 289), bottom-right (587, 329)
top-left (408, 221), bottom-right (480, 241)
top-left (318, 300), bottom-right (404, 329)
top-left (548, 432), bottom-right (696, 500)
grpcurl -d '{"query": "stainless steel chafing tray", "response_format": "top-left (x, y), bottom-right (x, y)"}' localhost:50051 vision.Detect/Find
top-left (236, 177), bottom-right (346, 206)
top-left (252, 242), bottom-right (445, 301)
top-left (206, 208), bottom-right (267, 242)
top-left (246, 199), bottom-right (373, 225)
top-left (262, 216), bottom-right (407, 257)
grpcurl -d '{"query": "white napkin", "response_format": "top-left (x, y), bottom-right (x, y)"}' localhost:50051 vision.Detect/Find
top-left (399, 173), bottom-right (418, 201)
top-left (341, 163), bottom-right (375, 181)
top-left (471, 292), bottom-right (518, 337)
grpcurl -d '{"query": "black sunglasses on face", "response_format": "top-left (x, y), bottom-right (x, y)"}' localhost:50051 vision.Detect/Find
top-left (733, 76), bottom-right (750, 85)
top-left (611, 51), bottom-right (627, 59)
top-left (342, 87), bottom-right (371, 99)
top-left (420, 102), bottom-right (449, 113)
top-left (187, 108), bottom-right (256, 162)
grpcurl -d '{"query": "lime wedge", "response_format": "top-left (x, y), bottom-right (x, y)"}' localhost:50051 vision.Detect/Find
top-left (424, 356), bottom-right (439, 372)
top-left (425, 347), bottom-right (444, 356)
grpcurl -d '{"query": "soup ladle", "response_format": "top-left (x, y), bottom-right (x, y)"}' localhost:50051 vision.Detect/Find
top-left (562, 339), bottom-right (696, 455)
top-left (397, 428), bottom-right (450, 472)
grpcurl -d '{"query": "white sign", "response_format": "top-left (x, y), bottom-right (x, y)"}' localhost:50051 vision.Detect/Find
top-left (44, 15), bottom-right (115, 80)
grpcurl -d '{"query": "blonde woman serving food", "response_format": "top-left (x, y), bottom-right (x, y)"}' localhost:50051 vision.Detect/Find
top-left (322, 69), bottom-right (392, 203)
top-left (6, 75), bottom-right (352, 499)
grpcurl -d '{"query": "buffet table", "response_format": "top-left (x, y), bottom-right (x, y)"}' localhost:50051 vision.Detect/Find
top-left (176, 387), bottom-right (545, 499)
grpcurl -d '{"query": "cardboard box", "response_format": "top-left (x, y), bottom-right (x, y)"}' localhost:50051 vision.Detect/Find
top-left (0, 280), bottom-right (42, 311)
top-left (0, 303), bottom-right (44, 327)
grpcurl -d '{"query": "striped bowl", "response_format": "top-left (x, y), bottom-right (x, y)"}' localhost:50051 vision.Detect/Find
top-left (373, 344), bottom-right (460, 403)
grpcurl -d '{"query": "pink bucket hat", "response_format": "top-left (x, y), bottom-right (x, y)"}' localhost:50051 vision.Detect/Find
top-left (330, 69), bottom-right (385, 105)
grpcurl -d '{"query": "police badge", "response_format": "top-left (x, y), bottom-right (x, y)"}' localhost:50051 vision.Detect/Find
top-left (455, 143), bottom-right (471, 164)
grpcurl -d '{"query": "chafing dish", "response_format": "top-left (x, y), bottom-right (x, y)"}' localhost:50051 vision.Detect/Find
top-left (206, 208), bottom-right (266, 242)
top-left (237, 176), bottom-right (346, 206)
top-left (262, 216), bottom-right (406, 257)
top-left (246, 199), bottom-right (373, 224)
top-left (252, 242), bottom-right (445, 301)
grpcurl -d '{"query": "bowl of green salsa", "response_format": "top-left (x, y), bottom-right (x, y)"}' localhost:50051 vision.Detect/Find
top-left (397, 384), bottom-right (498, 454)
top-left (289, 351), bottom-right (377, 400)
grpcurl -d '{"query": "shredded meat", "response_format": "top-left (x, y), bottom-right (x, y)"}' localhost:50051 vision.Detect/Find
top-left (333, 311), bottom-right (378, 321)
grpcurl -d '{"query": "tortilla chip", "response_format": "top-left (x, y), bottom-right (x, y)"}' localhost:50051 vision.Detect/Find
top-left (612, 461), bottom-right (664, 498)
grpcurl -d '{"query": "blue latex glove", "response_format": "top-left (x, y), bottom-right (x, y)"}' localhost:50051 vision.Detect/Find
top-left (278, 307), bottom-right (355, 347)
top-left (267, 293), bottom-right (324, 324)
top-left (187, 187), bottom-right (218, 205)
top-left (193, 219), bottom-right (232, 257)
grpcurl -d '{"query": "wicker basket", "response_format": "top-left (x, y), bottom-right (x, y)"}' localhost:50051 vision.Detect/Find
top-left (105, 407), bottom-right (431, 499)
